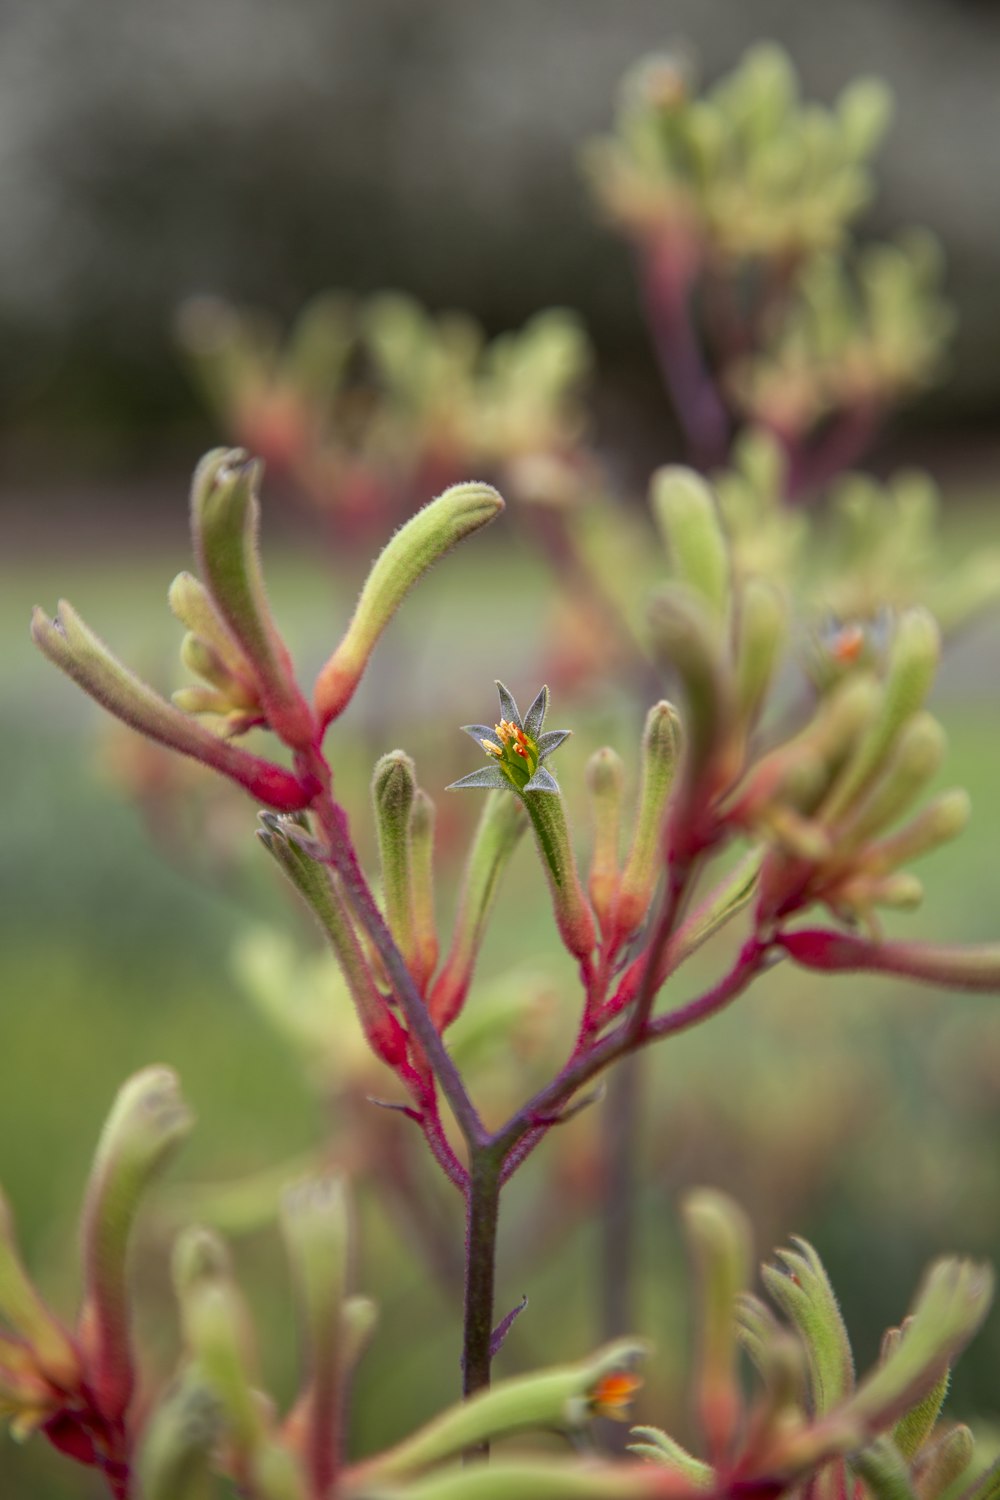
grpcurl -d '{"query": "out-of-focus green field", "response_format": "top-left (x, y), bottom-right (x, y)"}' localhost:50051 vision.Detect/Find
top-left (2, 510), bottom-right (1000, 1496)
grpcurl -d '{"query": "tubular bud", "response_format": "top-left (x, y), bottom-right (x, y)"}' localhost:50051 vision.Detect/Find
top-left (618, 702), bottom-right (682, 935)
top-left (31, 602), bottom-right (317, 812)
top-left (586, 747), bottom-right (625, 935)
top-left (865, 789), bottom-right (971, 875)
top-left (778, 929), bottom-right (1000, 991)
top-left (314, 482), bottom-right (504, 726)
top-left (834, 712), bottom-right (947, 850)
top-left (355, 1339), bottom-right (647, 1483)
top-left (734, 578), bottom-right (786, 732)
top-left (257, 817), bottom-right (409, 1071)
top-left (648, 587), bottom-right (737, 817)
top-left (429, 792), bottom-right (528, 1031)
top-left (409, 789), bottom-right (439, 993)
top-left (372, 752), bottom-right (420, 980)
top-left (173, 1227), bottom-right (263, 1457)
top-left (682, 1190), bottom-right (751, 1460)
top-left (651, 467), bottom-right (730, 619)
top-left (80, 1068), bottom-right (194, 1421)
top-left (523, 787), bottom-right (597, 964)
top-left (0, 1192), bottom-right (78, 1390)
top-left (280, 1177), bottom-right (350, 1500)
top-left (137, 1371), bottom-right (222, 1500)
top-left (821, 609), bottom-right (941, 824)
top-left (190, 450), bottom-right (316, 748)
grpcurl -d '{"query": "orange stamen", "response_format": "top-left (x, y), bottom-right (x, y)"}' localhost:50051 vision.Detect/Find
top-left (590, 1369), bottom-right (643, 1419)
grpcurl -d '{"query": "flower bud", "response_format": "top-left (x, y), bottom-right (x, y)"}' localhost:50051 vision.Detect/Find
top-left (734, 578), bottom-right (786, 732)
top-left (372, 752), bottom-right (420, 982)
top-left (835, 712), bottom-right (947, 850)
top-left (651, 467), bottom-right (729, 619)
top-left (429, 793), bottom-right (527, 1031)
top-left (912, 1423), bottom-right (974, 1498)
top-left (0, 1191), bottom-right (78, 1389)
top-left (314, 482), bottom-right (504, 726)
top-left (586, 748), bottom-right (625, 935)
top-left (821, 609), bottom-right (940, 824)
top-left (356, 1338), bottom-right (647, 1483)
top-left (844, 1258), bottom-right (992, 1436)
top-left (523, 785), bottom-right (597, 964)
top-left (173, 1227), bottom-right (263, 1457)
top-left (32, 602), bottom-right (317, 812)
top-left (618, 702), bottom-right (682, 935)
top-left (190, 450), bottom-right (316, 749)
top-left (682, 1190), bottom-right (751, 1458)
top-left (281, 1176), bottom-right (351, 1499)
top-left (408, 790), bottom-right (439, 993)
top-left (866, 789), bottom-right (970, 875)
top-left (79, 1068), bottom-right (194, 1422)
top-left (761, 1238), bottom-right (854, 1417)
top-left (137, 1371), bottom-right (222, 1500)
top-left (258, 817), bottom-right (409, 1070)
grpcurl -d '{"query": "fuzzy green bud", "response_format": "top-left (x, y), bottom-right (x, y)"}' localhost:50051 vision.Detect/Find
top-left (835, 712), bottom-right (947, 849)
top-left (844, 1258), bottom-right (992, 1436)
top-left (429, 793), bottom-right (527, 1031)
top-left (190, 450), bottom-right (316, 749)
top-left (913, 1424), bottom-right (975, 1498)
top-left (617, 703), bottom-right (682, 935)
top-left (356, 1339), bottom-right (647, 1483)
top-left (314, 482), bottom-right (504, 726)
top-left (281, 1176), bottom-right (350, 1500)
top-left (31, 601), bottom-right (317, 812)
top-left (762, 1237), bottom-right (855, 1417)
top-left (523, 786), bottom-right (598, 964)
top-left (258, 816), bottom-right (409, 1070)
top-left (734, 578), bottom-right (786, 731)
top-left (372, 751), bottom-right (419, 979)
top-left (0, 1191), bottom-right (78, 1389)
top-left (682, 1190), bottom-right (751, 1458)
top-left (648, 586), bottom-right (736, 804)
top-left (867, 789), bottom-right (971, 875)
top-left (173, 1227), bottom-right (263, 1457)
top-left (137, 1371), bottom-right (222, 1500)
top-left (586, 747), bottom-right (625, 935)
top-left (651, 467), bottom-right (730, 618)
top-left (821, 608), bottom-right (940, 824)
top-left (80, 1067), bottom-right (194, 1421)
top-left (408, 789), bottom-right (439, 992)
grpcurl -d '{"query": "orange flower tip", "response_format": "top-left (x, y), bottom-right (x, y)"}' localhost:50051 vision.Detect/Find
top-left (832, 624), bottom-right (866, 665)
top-left (590, 1369), bottom-right (643, 1420)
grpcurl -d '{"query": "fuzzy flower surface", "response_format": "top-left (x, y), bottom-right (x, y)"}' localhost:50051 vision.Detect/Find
top-left (448, 682), bottom-right (570, 794)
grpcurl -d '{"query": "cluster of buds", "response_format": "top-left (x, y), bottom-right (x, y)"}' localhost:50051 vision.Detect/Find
top-left (583, 44), bottom-right (944, 485)
top-left (584, 43), bottom-right (890, 264)
top-left (631, 1191), bottom-right (996, 1500)
top-left (730, 232), bottom-right (951, 456)
top-left (178, 294), bottom-right (595, 541)
top-left (0, 1069), bottom-right (193, 1497)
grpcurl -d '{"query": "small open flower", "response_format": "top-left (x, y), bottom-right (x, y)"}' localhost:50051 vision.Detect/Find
top-left (448, 682), bottom-right (570, 795)
top-left (589, 1368), bottom-right (644, 1422)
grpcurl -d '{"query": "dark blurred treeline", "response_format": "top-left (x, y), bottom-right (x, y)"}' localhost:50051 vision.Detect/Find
top-left (3, 0), bottom-right (1000, 481)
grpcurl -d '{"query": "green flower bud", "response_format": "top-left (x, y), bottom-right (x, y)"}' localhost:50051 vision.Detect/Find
top-left (356, 1339), bottom-right (647, 1483)
top-left (821, 609), bottom-right (940, 824)
top-left (890, 1336), bottom-right (949, 1460)
top-left (31, 601), bottom-right (317, 812)
top-left (409, 789), bottom-right (439, 993)
top-left (844, 1258), bottom-right (992, 1436)
top-left (734, 578), bottom-right (786, 731)
top-left (586, 747), bottom-right (625, 935)
top-left (137, 1371), bottom-right (222, 1500)
top-left (683, 1191), bottom-right (751, 1457)
top-left (190, 450), bottom-right (316, 749)
top-left (651, 468), bottom-right (730, 619)
top-left (80, 1068), bottom-right (194, 1421)
top-left (281, 1176), bottom-right (351, 1500)
top-left (761, 1237), bottom-right (854, 1417)
top-left (617, 703), bottom-right (682, 935)
top-left (835, 712), bottom-right (947, 850)
top-left (912, 1424), bottom-right (975, 1499)
top-left (429, 792), bottom-right (527, 1031)
top-left (648, 586), bottom-right (736, 804)
top-left (0, 1191), bottom-right (77, 1390)
top-left (258, 817), bottom-right (409, 1071)
top-left (315, 482), bottom-right (504, 726)
top-left (866, 789), bottom-right (970, 875)
top-left (173, 1227), bottom-right (263, 1457)
top-left (372, 752), bottom-right (420, 982)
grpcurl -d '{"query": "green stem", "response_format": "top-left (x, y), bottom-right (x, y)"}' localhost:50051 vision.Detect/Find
top-left (463, 1153), bottom-right (503, 1415)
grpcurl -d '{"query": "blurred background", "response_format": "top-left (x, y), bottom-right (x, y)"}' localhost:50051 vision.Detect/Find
top-left (3, 2), bottom-right (1000, 1494)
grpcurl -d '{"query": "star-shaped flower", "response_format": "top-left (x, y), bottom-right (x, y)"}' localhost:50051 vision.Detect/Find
top-left (447, 682), bottom-right (570, 795)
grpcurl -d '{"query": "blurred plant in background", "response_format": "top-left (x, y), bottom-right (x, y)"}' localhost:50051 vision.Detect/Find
top-left (9, 36), bottom-right (1000, 1500)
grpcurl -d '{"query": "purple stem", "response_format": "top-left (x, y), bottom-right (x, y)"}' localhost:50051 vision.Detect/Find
top-left (639, 244), bottom-right (731, 469)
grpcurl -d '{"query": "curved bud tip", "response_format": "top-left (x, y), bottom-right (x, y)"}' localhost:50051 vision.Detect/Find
top-left (314, 482), bottom-right (504, 727)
